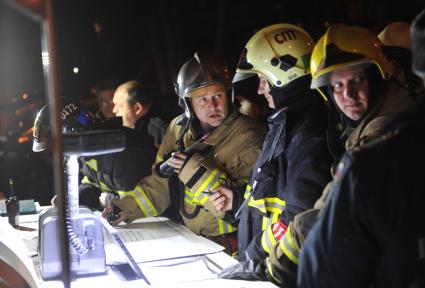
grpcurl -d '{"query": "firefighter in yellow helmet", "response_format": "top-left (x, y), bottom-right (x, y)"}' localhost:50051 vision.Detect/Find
top-left (102, 53), bottom-right (264, 254)
top-left (310, 23), bottom-right (413, 155)
top-left (299, 12), bottom-right (425, 287)
top-left (219, 24), bottom-right (413, 286)
top-left (378, 22), bottom-right (423, 99)
top-left (207, 23), bottom-right (332, 267)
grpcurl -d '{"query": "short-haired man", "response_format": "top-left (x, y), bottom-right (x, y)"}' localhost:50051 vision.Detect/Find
top-left (103, 54), bottom-right (264, 254)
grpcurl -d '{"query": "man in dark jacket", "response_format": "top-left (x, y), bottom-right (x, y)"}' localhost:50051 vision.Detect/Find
top-left (208, 23), bottom-right (332, 260)
top-left (298, 11), bottom-right (425, 288)
top-left (78, 80), bottom-right (161, 210)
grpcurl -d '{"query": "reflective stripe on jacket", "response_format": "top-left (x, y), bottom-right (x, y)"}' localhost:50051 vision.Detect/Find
top-left (132, 110), bottom-right (264, 236)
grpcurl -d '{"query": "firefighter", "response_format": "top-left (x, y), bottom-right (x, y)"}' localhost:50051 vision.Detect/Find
top-left (299, 10), bottom-right (425, 287)
top-left (102, 53), bottom-right (264, 254)
top-left (219, 24), bottom-right (414, 286)
top-left (208, 23), bottom-right (332, 261)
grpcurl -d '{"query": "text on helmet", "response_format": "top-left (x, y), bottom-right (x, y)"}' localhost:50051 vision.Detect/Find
top-left (274, 30), bottom-right (297, 44)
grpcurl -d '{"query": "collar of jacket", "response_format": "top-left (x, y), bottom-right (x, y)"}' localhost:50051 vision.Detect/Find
top-left (134, 116), bottom-right (147, 132)
top-left (134, 108), bottom-right (154, 132)
top-left (345, 84), bottom-right (413, 150)
top-left (268, 90), bottom-right (320, 125)
top-left (268, 106), bottom-right (289, 123)
top-left (184, 109), bottom-right (240, 146)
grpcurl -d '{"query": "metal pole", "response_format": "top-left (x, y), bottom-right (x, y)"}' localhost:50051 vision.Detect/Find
top-left (43, 0), bottom-right (71, 286)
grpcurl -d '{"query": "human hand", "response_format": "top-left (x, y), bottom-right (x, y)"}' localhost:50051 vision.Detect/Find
top-left (208, 186), bottom-right (233, 212)
top-left (102, 205), bottom-right (130, 226)
top-left (167, 152), bottom-right (187, 173)
top-left (51, 194), bottom-right (58, 207)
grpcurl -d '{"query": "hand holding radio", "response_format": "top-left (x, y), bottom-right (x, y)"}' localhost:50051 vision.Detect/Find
top-left (158, 133), bottom-right (210, 176)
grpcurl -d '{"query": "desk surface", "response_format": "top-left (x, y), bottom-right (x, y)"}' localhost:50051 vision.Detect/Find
top-left (1, 208), bottom-right (278, 288)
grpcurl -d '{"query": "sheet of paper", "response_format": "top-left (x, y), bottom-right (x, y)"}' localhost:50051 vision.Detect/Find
top-left (138, 255), bottom-right (219, 284)
top-left (102, 216), bottom-right (224, 264)
top-left (130, 252), bottom-right (277, 288)
top-left (0, 218), bottom-right (42, 288)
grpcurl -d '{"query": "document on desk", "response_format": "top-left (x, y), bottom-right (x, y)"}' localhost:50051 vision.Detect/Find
top-left (102, 216), bottom-right (225, 264)
top-left (0, 218), bottom-right (41, 288)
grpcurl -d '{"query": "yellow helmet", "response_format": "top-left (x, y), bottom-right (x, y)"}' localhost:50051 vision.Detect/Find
top-left (310, 23), bottom-right (392, 89)
top-left (378, 22), bottom-right (411, 50)
top-left (233, 23), bottom-right (314, 88)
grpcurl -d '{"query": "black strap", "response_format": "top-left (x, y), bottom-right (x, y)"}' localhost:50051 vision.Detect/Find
top-left (267, 117), bottom-right (286, 162)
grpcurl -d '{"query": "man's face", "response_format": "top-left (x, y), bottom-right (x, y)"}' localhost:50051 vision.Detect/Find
top-left (257, 75), bottom-right (275, 109)
top-left (97, 89), bottom-right (115, 119)
top-left (112, 89), bottom-right (138, 128)
top-left (330, 66), bottom-right (369, 121)
top-left (190, 84), bottom-right (229, 131)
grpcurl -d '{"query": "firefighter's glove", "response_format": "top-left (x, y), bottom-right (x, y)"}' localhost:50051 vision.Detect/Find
top-left (219, 259), bottom-right (270, 281)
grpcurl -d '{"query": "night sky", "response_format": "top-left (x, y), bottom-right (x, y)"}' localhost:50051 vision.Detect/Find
top-left (1, 0), bottom-right (423, 103)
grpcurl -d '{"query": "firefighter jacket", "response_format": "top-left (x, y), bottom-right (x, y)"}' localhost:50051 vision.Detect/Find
top-left (345, 82), bottom-right (414, 150)
top-left (79, 116), bottom-right (157, 210)
top-left (237, 91), bottom-right (333, 261)
top-left (265, 84), bottom-right (414, 286)
top-left (299, 94), bottom-right (425, 288)
top-left (114, 110), bottom-right (264, 237)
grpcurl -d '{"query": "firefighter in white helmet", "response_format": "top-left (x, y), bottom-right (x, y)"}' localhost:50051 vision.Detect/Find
top-left (208, 23), bottom-right (332, 264)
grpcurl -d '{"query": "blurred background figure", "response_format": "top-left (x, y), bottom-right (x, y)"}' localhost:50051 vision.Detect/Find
top-left (378, 21), bottom-right (424, 99)
top-left (91, 79), bottom-right (120, 120)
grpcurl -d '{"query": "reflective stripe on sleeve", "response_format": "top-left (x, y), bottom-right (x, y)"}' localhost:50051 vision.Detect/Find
top-left (261, 212), bottom-right (280, 230)
top-left (155, 154), bottom-right (164, 164)
top-left (85, 159), bottom-right (97, 171)
top-left (245, 184), bottom-right (266, 213)
top-left (264, 197), bottom-right (286, 214)
top-left (218, 218), bottom-right (236, 234)
top-left (194, 169), bottom-right (223, 201)
top-left (266, 257), bottom-right (282, 284)
top-left (81, 175), bottom-right (96, 186)
top-left (81, 171), bottom-right (112, 193)
top-left (279, 225), bottom-right (300, 264)
top-left (261, 224), bottom-right (277, 254)
top-left (183, 169), bottom-right (227, 206)
top-left (118, 183), bottom-right (158, 217)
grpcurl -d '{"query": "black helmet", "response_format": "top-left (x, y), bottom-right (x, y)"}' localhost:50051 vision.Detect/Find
top-left (32, 101), bottom-right (98, 152)
top-left (174, 52), bottom-right (232, 118)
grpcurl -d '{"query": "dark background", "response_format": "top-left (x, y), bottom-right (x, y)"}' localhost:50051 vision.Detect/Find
top-left (0, 0), bottom-right (423, 203)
